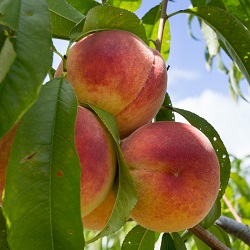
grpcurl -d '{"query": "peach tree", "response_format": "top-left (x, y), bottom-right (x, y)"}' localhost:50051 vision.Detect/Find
top-left (0, 0), bottom-right (250, 249)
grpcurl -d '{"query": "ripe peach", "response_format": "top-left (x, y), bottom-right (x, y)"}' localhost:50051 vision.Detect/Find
top-left (0, 125), bottom-right (18, 206)
top-left (0, 107), bottom-right (116, 217)
top-left (82, 189), bottom-right (116, 231)
top-left (55, 30), bottom-right (167, 139)
top-left (121, 121), bottom-right (220, 232)
top-left (76, 106), bottom-right (117, 216)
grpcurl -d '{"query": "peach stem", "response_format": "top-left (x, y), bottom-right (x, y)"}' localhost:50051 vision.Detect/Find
top-left (156, 0), bottom-right (168, 52)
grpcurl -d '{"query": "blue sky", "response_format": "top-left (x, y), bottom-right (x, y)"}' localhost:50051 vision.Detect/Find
top-left (52, 1), bottom-right (250, 158)
top-left (136, 1), bottom-right (250, 159)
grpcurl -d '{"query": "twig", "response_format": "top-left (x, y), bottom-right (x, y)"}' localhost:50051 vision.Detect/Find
top-left (223, 195), bottom-right (242, 223)
top-left (188, 225), bottom-right (230, 250)
top-left (156, 0), bottom-right (168, 52)
top-left (216, 215), bottom-right (250, 246)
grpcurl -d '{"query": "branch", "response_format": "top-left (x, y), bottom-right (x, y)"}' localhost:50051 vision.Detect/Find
top-left (216, 215), bottom-right (250, 246)
top-left (188, 225), bottom-right (230, 250)
top-left (156, 0), bottom-right (168, 52)
top-left (223, 195), bottom-right (242, 223)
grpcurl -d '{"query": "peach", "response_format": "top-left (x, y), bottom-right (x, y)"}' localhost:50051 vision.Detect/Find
top-left (0, 107), bottom-right (116, 217)
top-left (121, 121), bottom-right (220, 232)
top-left (82, 189), bottom-right (116, 231)
top-left (0, 125), bottom-right (18, 206)
top-left (76, 106), bottom-right (117, 216)
top-left (55, 30), bottom-right (167, 139)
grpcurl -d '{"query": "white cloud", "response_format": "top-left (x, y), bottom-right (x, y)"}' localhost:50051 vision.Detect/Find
top-left (168, 68), bottom-right (202, 86)
top-left (172, 89), bottom-right (250, 158)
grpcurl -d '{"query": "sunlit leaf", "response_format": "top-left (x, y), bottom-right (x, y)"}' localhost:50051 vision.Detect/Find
top-left (0, 0), bottom-right (52, 139)
top-left (107, 0), bottom-right (142, 12)
top-left (142, 4), bottom-right (171, 61)
top-left (3, 78), bottom-right (84, 249)
top-left (85, 104), bottom-right (138, 243)
top-left (228, 62), bottom-right (247, 101)
top-left (201, 20), bottom-right (220, 58)
top-left (121, 225), bottom-right (155, 250)
top-left (231, 173), bottom-right (250, 200)
top-left (80, 5), bottom-right (148, 44)
top-left (178, 7), bottom-right (250, 86)
top-left (223, 0), bottom-right (250, 31)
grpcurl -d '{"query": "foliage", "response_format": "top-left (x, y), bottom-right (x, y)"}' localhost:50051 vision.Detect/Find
top-left (0, 0), bottom-right (250, 249)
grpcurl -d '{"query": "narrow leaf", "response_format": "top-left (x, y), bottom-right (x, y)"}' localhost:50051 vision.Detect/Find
top-left (165, 106), bottom-right (231, 200)
top-left (0, 0), bottom-right (52, 139)
top-left (200, 198), bottom-right (221, 228)
top-left (0, 208), bottom-right (9, 249)
top-left (160, 233), bottom-right (176, 250)
top-left (171, 233), bottom-right (187, 250)
top-left (85, 104), bottom-right (138, 243)
top-left (80, 5), bottom-right (148, 44)
top-left (179, 7), bottom-right (250, 85)
top-left (201, 20), bottom-right (220, 58)
top-left (47, 0), bottom-right (85, 39)
top-left (0, 37), bottom-right (16, 83)
top-left (142, 4), bottom-right (171, 61)
top-left (3, 78), bottom-right (84, 249)
top-left (156, 92), bottom-right (175, 122)
top-left (121, 225), bottom-right (155, 250)
top-left (209, 225), bottom-right (231, 248)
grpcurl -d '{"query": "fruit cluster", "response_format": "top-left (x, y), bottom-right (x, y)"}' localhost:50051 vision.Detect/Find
top-left (0, 30), bottom-right (220, 233)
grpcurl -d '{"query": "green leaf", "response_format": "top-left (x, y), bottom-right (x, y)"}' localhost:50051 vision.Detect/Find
top-left (155, 92), bottom-right (175, 122)
top-left (209, 225), bottom-right (231, 248)
top-left (222, 0), bottom-right (250, 31)
top-left (179, 7), bottom-right (250, 85)
top-left (231, 172), bottom-right (250, 200)
top-left (191, 0), bottom-right (206, 7)
top-left (142, 4), bottom-right (171, 61)
top-left (228, 62), bottom-right (247, 101)
top-left (2, 78), bottom-right (84, 249)
top-left (201, 20), bottom-right (220, 58)
top-left (85, 104), bottom-right (138, 243)
top-left (47, 0), bottom-right (85, 40)
top-left (200, 198), bottom-right (221, 228)
top-left (121, 225), bottom-right (155, 250)
top-left (107, 0), bottom-right (142, 12)
top-left (165, 106), bottom-right (231, 200)
top-left (160, 233), bottom-right (176, 250)
top-left (193, 235), bottom-right (210, 250)
top-left (0, 208), bottom-right (9, 249)
top-left (0, 0), bottom-right (53, 139)
top-left (80, 5), bottom-right (148, 44)
top-left (67, 0), bottom-right (100, 15)
top-left (187, 14), bottom-right (201, 41)
top-left (0, 0), bottom-right (20, 29)
top-left (171, 233), bottom-right (187, 250)
top-left (0, 37), bottom-right (16, 83)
